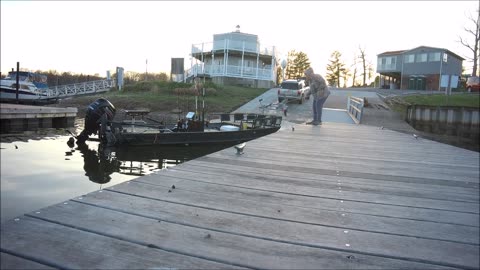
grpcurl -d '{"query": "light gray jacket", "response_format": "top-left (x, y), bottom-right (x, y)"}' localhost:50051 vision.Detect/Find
top-left (308, 73), bottom-right (330, 99)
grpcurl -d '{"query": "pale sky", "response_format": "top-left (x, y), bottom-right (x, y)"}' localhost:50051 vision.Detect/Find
top-left (1, 1), bottom-right (478, 79)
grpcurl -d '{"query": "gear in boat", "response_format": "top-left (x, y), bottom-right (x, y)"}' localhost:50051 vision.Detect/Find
top-left (75, 98), bottom-right (282, 147)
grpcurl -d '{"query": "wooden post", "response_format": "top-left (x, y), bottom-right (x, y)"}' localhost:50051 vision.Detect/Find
top-left (16, 62), bottom-right (19, 103)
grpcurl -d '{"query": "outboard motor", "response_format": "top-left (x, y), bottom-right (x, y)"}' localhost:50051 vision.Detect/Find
top-left (76, 98), bottom-right (116, 145)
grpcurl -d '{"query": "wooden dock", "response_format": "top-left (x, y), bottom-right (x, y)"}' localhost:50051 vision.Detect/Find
top-left (0, 103), bottom-right (77, 133)
top-left (1, 122), bottom-right (479, 269)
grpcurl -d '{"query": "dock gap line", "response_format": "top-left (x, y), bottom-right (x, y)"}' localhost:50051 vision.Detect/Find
top-left (133, 172), bottom-right (480, 215)
top-left (1, 247), bottom-right (71, 270)
top-left (183, 161), bottom-right (480, 194)
top-left (166, 166), bottom-right (480, 203)
top-left (198, 156), bottom-right (479, 189)
top-left (133, 177), bottom-right (480, 228)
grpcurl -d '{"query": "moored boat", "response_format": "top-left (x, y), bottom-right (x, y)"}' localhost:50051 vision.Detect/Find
top-left (0, 71), bottom-right (57, 104)
top-left (74, 98), bottom-right (282, 147)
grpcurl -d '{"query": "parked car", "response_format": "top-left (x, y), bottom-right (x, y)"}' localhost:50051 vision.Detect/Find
top-left (466, 76), bottom-right (479, 92)
top-left (277, 79), bottom-right (310, 104)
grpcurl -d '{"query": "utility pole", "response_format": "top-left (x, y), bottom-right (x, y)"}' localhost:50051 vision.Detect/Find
top-left (145, 58), bottom-right (148, 81)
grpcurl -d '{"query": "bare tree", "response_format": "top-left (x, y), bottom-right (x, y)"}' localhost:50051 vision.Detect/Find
top-left (358, 46), bottom-right (368, 86)
top-left (458, 3), bottom-right (480, 76)
top-left (350, 54), bottom-right (358, 87)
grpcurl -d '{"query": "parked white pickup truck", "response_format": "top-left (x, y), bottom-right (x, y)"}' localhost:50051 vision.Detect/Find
top-left (277, 79), bottom-right (310, 104)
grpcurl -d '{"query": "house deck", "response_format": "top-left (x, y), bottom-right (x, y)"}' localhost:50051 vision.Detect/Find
top-left (1, 122), bottom-right (479, 269)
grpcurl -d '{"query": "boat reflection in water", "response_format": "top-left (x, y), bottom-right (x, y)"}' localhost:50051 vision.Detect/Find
top-left (67, 142), bottom-right (236, 184)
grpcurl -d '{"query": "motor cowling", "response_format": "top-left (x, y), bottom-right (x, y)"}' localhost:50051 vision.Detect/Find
top-left (76, 98), bottom-right (116, 144)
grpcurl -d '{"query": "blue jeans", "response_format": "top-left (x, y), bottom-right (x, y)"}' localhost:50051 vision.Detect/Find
top-left (312, 96), bottom-right (328, 122)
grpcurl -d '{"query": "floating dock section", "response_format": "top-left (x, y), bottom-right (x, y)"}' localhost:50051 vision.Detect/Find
top-left (0, 103), bottom-right (77, 133)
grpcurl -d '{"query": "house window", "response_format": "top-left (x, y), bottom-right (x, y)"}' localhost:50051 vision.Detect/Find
top-left (443, 53), bottom-right (448, 63)
top-left (417, 53), bottom-right (427, 62)
top-left (381, 57), bottom-right (386, 65)
top-left (404, 54), bottom-right (415, 63)
top-left (429, 52), bottom-right (441, 61)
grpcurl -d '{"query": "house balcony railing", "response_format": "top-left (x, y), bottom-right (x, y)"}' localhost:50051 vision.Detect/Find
top-left (377, 63), bottom-right (399, 72)
top-left (187, 63), bottom-right (274, 81)
top-left (192, 41), bottom-right (276, 57)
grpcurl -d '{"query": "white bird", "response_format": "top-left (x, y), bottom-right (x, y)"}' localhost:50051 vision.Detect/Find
top-left (413, 134), bottom-right (418, 139)
top-left (234, 143), bottom-right (246, 155)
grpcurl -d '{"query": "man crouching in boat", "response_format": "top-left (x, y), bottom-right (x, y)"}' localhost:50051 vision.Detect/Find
top-left (76, 98), bottom-right (116, 145)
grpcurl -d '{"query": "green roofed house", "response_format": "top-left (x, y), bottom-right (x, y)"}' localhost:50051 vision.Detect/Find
top-left (377, 46), bottom-right (464, 91)
top-left (187, 25), bottom-right (279, 88)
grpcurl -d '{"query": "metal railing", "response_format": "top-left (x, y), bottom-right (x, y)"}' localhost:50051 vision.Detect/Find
top-left (192, 41), bottom-right (276, 57)
top-left (40, 79), bottom-right (115, 98)
top-left (347, 96), bottom-right (365, 124)
top-left (187, 64), bottom-right (273, 80)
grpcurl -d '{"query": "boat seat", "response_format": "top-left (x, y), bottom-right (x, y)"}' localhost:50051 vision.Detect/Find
top-left (220, 114), bottom-right (231, 123)
top-left (234, 113), bottom-right (244, 122)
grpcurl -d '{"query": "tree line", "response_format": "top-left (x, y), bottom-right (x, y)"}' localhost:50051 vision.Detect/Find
top-left (0, 69), bottom-right (170, 86)
top-left (280, 47), bottom-right (375, 88)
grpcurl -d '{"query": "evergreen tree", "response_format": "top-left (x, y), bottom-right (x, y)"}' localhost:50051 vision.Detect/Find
top-left (293, 52), bottom-right (311, 78)
top-left (326, 51), bottom-right (346, 87)
top-left (285, 50), bottom-right (297, 79)
top-left (285, 49), bottom-right (311, 80)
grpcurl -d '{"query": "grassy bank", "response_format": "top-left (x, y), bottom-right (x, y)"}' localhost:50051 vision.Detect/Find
top-left (400, 93), bottom-right (480, 108)
top-left (388, 93), bottom-right (480, 115)
top-left (57, 80), bottom-right (269, 116)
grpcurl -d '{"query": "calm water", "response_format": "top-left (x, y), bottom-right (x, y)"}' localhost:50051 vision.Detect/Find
top-left (0, 131), bottom-right (233, 224)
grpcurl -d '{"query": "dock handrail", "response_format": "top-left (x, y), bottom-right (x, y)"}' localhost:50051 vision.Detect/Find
top-left (347, 96), bottom-right (364, 124)
top-left (39, 79), bottom-right (115, 98)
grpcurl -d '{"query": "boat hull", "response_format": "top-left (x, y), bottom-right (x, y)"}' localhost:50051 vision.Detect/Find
top-left (110, 126), bottom-right (281, 146)
top-left (0, 87), bottom-right (57, 104)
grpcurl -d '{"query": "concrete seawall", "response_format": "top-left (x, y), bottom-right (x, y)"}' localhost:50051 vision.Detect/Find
top-left (406, 105), bottom-right (479, 139)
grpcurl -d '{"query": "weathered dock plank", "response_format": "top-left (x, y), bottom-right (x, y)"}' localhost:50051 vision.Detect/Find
top-left (1, 216), bottom-right (244, 269)
top-left (1, 122), bottom-right (479, 269)
top-left (63, 188), bottom-right (478, 269)
top-left (136, 168), bottom-right (480, 226)
top-left (171, 162), bottom-right (479, 202)
top-left (18, 201), bottom-right (456, 270)
top-left (130, 175), bottom-right (479, 243)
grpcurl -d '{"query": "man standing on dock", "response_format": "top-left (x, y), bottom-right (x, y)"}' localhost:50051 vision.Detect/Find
top-left (304, 67), bottom-right (330, 126)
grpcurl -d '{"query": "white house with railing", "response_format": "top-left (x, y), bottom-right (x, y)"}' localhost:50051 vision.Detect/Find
top-left (187, 26), bottom-right (279, 88)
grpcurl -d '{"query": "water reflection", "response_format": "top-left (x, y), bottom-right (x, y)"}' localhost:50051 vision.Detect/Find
top-left (1, 132), bottom-right (235, 223)
top-left (74, 143), bottom-right (120, 184)
top-left (66, 142), bottom-right (235, 184)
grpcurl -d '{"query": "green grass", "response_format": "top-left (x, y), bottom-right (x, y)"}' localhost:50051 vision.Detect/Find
top-left (400, 93), bottom-right (480, 108)
top-left (61, 80), bottom-right (269, 114)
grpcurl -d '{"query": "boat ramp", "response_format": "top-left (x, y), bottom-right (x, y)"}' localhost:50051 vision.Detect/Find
top-left (1, 120), bottom-right (479, 269)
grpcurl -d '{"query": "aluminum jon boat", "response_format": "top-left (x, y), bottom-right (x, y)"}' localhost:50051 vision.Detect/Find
top-left (74, 98), bottom-right (282, 147)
